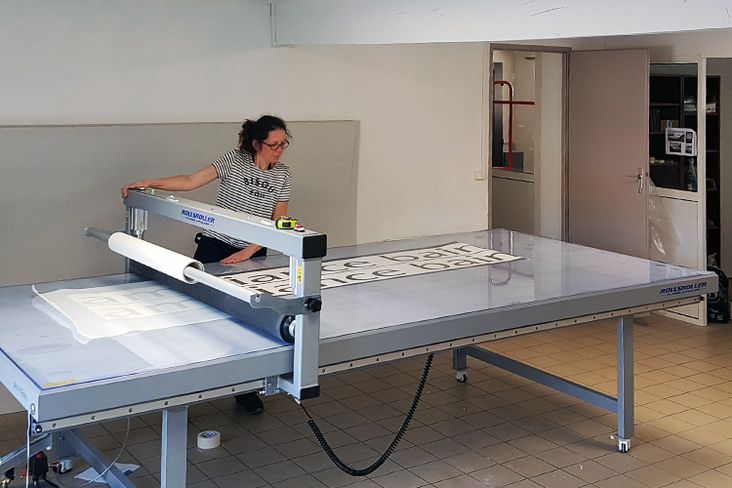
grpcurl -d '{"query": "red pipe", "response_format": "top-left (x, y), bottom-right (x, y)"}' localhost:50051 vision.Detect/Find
top-left (493, 80), bottom-right (535, 172)
top-left (493, 80), bottom-right (514, 171)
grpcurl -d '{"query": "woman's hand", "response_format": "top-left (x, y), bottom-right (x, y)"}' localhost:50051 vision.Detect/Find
top-left (220, 248), bottom-right (256, 264)
top-left (121, 180), bottom-right (151, 198)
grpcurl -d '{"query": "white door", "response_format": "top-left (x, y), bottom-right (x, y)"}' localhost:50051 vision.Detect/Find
top-left (568, 49), bottom-right (649, 258)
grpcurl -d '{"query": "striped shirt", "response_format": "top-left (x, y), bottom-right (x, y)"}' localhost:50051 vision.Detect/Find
top-left (203, 149), bottom-right (292, 248)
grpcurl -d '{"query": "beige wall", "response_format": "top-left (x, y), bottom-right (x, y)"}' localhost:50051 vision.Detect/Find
top-left (1, 1), bottom-right (488, 246)
top-left (536, 52), bottom-right (564, 240)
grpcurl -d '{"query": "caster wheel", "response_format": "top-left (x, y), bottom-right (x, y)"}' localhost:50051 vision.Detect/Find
top-left (617, 439), bottom-right (631, 453)
top-left (455, 371), bottom-right (467, 383)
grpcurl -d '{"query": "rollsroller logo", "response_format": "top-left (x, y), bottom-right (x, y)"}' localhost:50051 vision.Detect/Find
top-left (659, 282), bottom-right (707, 297)
top-left (181, 209), bottom-right (215, 226)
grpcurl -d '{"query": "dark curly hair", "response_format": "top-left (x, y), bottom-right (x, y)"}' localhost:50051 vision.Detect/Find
top-left (238, 115), bottom-right (290, 154)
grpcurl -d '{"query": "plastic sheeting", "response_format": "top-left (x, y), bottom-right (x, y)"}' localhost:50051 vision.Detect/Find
top-left (648, 178), bottom-right (680, 260)
top-left (33, 282), bottom-right (229, 343)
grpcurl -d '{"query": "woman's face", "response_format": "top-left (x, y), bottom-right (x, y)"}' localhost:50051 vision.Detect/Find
top-left (256, 129), bottom-right (289, 164)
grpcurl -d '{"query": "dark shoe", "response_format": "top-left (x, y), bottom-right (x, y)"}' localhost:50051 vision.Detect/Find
top-left (236, 392), bottom-right (264, 415)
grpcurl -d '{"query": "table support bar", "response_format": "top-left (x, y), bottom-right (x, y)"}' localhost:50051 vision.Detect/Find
top-left (461, 346), bottom-right (618, 411)
top-left (458, 315), bottom-right (635, 452)
top-left (58, 429), bottom-right (136, 488)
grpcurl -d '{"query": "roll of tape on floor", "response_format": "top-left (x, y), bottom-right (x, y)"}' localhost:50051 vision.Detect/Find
top-left (197, 430), bottom-right (221, 449)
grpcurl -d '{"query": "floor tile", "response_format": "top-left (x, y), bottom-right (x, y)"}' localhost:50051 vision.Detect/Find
top-left (434, 474), bottom-right (490, 488)
top-left (370, 469), bottom-right (427, 488)
top-left (655, 454), bottom-right (714, 479)
top-left (389, 446), bottom-right (439, 468)
top-left (625, 464), bottom-right (682, 488)
top-left (443, 451), bottom-right (495, 473)
top-left (681, 446), bottom-right (732, 469)
top-left (409, 459), bottom-right (463, 482)
top-left (469, 464), bottom-right (524, 486)
top-left (502, 456), bottom-right (555, 478)
top-left (688, 469), bottom-right (732, 488)
top-left (563, 460), bottom-right (617, 483)
top-left (529, 469), bottom-right (586, 488)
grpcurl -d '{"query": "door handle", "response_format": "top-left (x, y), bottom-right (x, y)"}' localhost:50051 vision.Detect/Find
top-left (626, 168), bottom-right (643, 194)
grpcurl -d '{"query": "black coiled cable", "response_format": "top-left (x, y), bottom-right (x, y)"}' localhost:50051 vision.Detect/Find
top-left (300, 353), bottom-right (434, 477)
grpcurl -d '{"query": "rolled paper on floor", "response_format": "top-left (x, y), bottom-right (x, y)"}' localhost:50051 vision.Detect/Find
top-left (108, 232), bottom-right (204, 283)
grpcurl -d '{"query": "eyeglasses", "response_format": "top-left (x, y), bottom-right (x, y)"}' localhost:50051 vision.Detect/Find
top-left (260, 140), bottom-right (290, 151)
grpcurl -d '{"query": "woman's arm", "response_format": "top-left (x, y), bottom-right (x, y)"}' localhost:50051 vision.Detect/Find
top-left (121, 165), bottom-right (218, 197)
top-left (219, 201), bottom-right (290, 264)
top-left (272, 201), bottom-right (289, 221)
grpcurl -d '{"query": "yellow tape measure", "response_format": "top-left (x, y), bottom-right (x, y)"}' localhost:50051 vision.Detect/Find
top-left (276, 216), bottom-right (298, 229)
top-left (276, 216), bottom-right (305, 232)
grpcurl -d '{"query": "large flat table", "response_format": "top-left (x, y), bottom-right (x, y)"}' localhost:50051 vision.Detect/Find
top-left (0, 229), bottom-right (716, 487)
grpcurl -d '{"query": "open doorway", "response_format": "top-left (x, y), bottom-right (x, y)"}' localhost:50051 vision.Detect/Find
top-left (707, 59), bottom-right (731, 277)
top-left (646, 62), bottom-right (708, 324)
top-left (489, 46), bottom-right (567, 239)
top-left (707, 58), bottom-right (732, 323)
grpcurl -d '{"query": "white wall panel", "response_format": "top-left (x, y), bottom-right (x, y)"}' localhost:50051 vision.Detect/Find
top-left (1, 2), bottom-right (488, 245)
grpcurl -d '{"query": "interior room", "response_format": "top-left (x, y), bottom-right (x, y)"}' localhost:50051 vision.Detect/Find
top-left (2, 2), bottom-right (732, 487)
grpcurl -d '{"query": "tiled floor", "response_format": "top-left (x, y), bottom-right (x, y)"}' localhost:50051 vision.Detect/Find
top-left (3, 313), bottom-right (732, 487)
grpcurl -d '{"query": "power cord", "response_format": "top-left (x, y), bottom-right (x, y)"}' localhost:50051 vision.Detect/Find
top-left (81, 417), bottom-right (131, 486)
top-left (25, 408), bottom-right (31, 488)
top-left (300, 353), bottom-right (434, 476)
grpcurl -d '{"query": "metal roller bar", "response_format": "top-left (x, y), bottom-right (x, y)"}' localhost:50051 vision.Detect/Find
top-left (124, 189), bottom-right (327, 259)
top-left (183, 266), bottom-right (315, 314)
top-left (83, 226), bottom-right (114, 241)
top-left (85, 226), bottom-right (262, 304)
top-left (84, 226), bottom-right (315, 314)
top-left (183, 266), bottom-right (262, 304)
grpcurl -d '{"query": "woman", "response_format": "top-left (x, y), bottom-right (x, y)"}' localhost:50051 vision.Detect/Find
top-left (121, 115), bottom-right (293, 414)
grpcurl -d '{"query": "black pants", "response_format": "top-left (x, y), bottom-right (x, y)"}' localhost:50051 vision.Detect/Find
top-left (193, 233), bottom-right (267, 263)
top-left (194, 233), bottom-right (266, 411)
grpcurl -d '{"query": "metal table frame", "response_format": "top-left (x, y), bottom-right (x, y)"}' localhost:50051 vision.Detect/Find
top-left (0, 220), bottom-right (717, 487)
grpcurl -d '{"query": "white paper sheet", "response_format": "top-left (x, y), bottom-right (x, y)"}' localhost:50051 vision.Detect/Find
top-left (33, 281), bottom-right (229, 342)
top-left (224, 242), bottom-right (522, 296)
top-left (75, 463), bottom-right (139, 482)
top-left (31, 242), bottom-right (520, 344)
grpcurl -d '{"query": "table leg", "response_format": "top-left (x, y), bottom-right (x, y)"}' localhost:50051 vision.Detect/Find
top-left (617, 316), bottom-right (634, 452)
top-left (161, 406), bottom-right (188, 487)
top-left (453, 348), bottom-right (468, 382)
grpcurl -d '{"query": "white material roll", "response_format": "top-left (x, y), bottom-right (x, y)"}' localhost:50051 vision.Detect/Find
top-left (197, 430), bottom-right (221, 449)
top-left (107, 232), bottom-right (204, 283)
